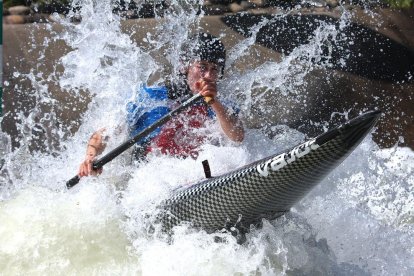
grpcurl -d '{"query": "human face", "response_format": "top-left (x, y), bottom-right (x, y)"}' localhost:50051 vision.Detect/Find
top-left (186, 61), bottom-right (219, 93)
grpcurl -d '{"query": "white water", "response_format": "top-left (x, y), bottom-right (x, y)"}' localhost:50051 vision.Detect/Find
top-left (1, 1), bottom-right (413, 275)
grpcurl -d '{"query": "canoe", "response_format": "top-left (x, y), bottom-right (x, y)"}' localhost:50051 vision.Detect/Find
top-left (158, 110), bottom-right (381, 233)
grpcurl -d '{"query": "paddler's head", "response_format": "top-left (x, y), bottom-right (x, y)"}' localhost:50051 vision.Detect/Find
top-left (183, 32), bottom-right (226, 72)
top-left (180, 32), bottom-right (226, 95)
top-left (180, 32), bottom-right (226, 79)
top-left (168, 32), bottom-right (226, 99)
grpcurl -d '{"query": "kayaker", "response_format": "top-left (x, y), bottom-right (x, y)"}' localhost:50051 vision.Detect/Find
top-left (78, 32), bottom-right (244, 177)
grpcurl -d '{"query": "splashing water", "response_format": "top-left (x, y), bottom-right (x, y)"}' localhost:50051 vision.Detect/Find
top-left (1, 0), bottom-right (413, 275)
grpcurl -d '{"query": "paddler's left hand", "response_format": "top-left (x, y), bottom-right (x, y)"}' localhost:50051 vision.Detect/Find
top-left (78, 152), bottom-right (103, 177)
top-left (78, 129), bottom-right (106, 177)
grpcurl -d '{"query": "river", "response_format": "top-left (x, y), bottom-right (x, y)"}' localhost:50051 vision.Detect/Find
top-left (1, 1), bottom-right (413, 275)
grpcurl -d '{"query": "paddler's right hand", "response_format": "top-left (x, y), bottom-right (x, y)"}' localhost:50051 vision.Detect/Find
top-left (195, 78), bottom-right (217, 99)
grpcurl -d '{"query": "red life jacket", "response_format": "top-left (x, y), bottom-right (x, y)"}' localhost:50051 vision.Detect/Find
top-left (146, 104), bottom-right (212, 158)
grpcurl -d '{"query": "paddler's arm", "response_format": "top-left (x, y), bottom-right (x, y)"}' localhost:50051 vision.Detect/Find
top-left (78, 128), bottom-right (107, 177)
top-left (196, 79), bottom-right (244, 142)
top-left (209, 99), bottom-right (244, 142)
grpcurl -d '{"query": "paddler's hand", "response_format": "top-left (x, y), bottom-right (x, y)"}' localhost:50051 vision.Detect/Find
top-left (78, 129), bottom-right (106, 177)
top-left (78, 154), bottom-right (102, 177)
top-left (195, 78), bottom-right (217, 104)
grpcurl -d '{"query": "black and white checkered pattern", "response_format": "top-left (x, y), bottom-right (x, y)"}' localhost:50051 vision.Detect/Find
top-left (157, 111), bottom-right (381, 232)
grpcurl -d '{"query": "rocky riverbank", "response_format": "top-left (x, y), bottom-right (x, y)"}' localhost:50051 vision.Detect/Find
top-left (2, 2), bottom-right (414, 151)
top-left (3, 0), bottom-right (387, 24)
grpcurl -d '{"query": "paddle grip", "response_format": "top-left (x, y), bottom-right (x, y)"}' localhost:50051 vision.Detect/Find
top-left (204, 96), bottom-right (214, 105)
top-left (66, 175), bottom-right (81, 188)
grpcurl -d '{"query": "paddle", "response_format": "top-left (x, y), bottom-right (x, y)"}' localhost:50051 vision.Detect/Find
top-left (66, 93), bottom-right (206, 189)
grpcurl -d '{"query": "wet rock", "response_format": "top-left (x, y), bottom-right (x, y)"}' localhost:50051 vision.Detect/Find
top-left (48, 13), bottom-right (65, 23)
top-left (124, 10), bottom-right (140, 19)
top-left (30, 2), bottom-right (71, 14)
top-left (4, 15), bottom-right (26, 24)
top-left (229, 1), bottom-right (255, 13)
top-left (202, 4), bottom-right (231, 15)
top-left (137, 3), bottom-right (157, 18)
top-left (4, 13), bottom-right (51, 24)
top-left (250, 7), bottom-right (279, 14)
top-left (240, 1), bottom-right (255, 10)
top-left (250, 0), bottom-right (268, 7)
top-left (311, 6), bottom-right (328, 12)
top-left (119, 0), bottom-right (168, 18)
top-left (343, 4), bottom-right (361, 11)
top-left (301, 0), bottom-right (327, 8)
top-left (229, 3), bottom-right (245, 13)
top-left (25, 14), bottom-right (50, 24)
top-left (8, 5), bottom-right (31, 15)
top-left (69, 14), bottom-right (82, 23)
top-left (208, 0), bottom-right (234, 3)
top-left (326, 0), bottom-right (339, 8)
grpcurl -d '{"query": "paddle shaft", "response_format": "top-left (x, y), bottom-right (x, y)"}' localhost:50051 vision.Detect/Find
top-left (66, 93), bottom-right (204, 189)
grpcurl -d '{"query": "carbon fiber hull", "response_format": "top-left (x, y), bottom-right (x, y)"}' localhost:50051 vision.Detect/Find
top-left (158, 111), bottom-right (381, 232)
